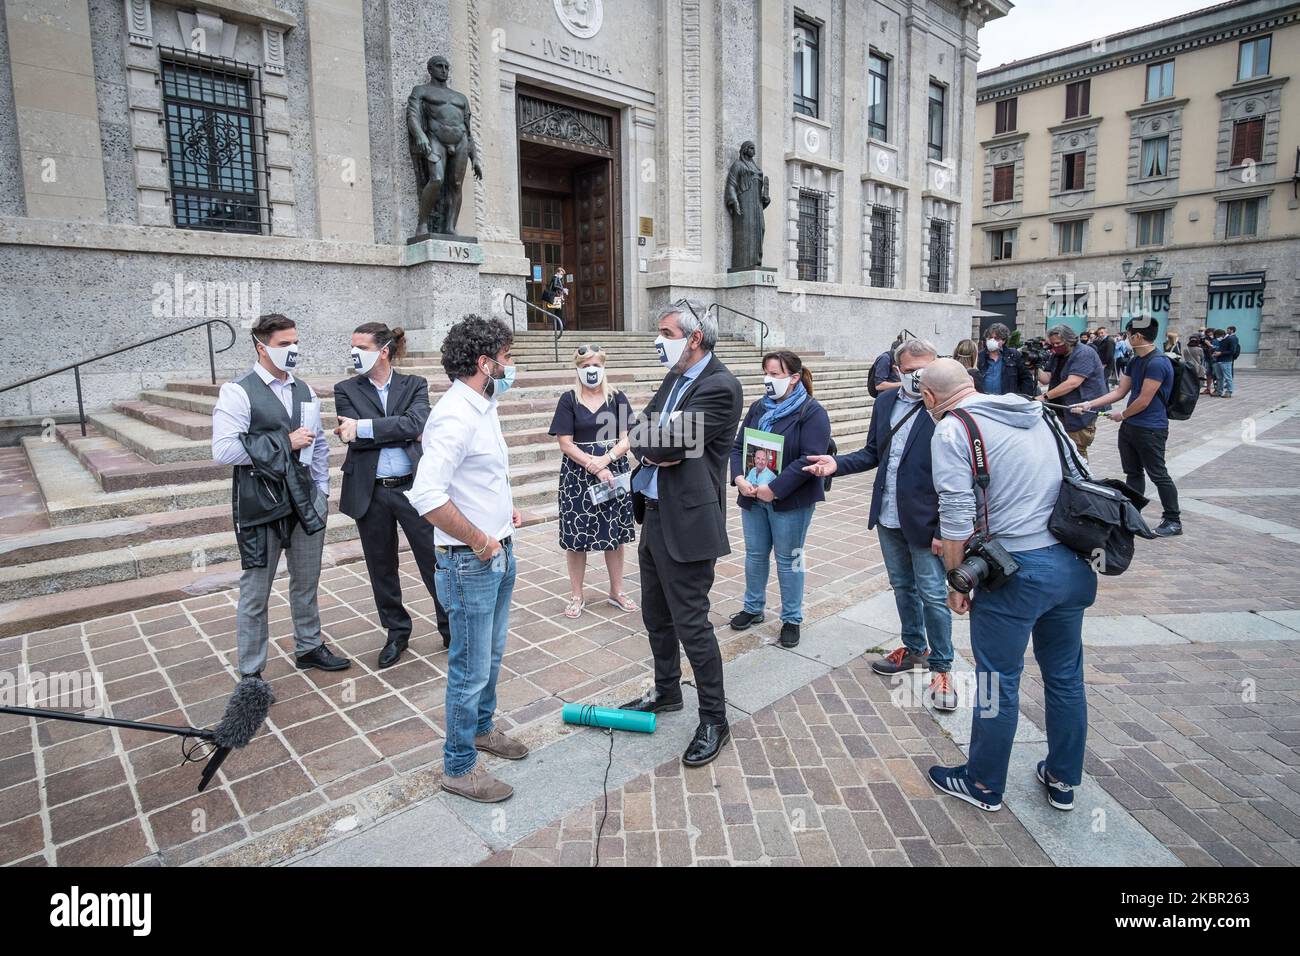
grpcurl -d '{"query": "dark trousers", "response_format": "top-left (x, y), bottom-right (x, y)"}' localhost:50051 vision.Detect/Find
top-left (638, 506), bottom-right (726, 724)
top-left (1117, 423), bottom-right (1180, 522)
top-left (356, 480), bottom-right (450, 643)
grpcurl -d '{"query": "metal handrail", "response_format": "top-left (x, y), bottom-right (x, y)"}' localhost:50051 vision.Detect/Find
top-left (502, 292), bottom-right (564, 362)
top-left (0, 318), bottom-right (238, 437)
top-left (709, 302), bottom-right (769, 352)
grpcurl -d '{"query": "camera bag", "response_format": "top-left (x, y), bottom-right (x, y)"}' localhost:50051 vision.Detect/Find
top-left (1040, 407), bottom-right (1156, 575)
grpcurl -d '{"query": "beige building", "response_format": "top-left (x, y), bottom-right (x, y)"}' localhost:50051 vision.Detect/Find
top-left (0, 0), bottom-right (1012, 419)
top-left (972, 0), bottom-right (1300, 368)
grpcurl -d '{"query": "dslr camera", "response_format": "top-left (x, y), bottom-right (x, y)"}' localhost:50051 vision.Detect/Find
top-left (946, 533), bottom-right (1020, 594)
top-left (1019, 336), bottom-right (1052, 371)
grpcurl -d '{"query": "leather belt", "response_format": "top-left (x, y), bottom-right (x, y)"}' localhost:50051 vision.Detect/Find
top-left (375, 475), bottom-right (413, 488)
top-left (437, 536), bottom-right (513, 555)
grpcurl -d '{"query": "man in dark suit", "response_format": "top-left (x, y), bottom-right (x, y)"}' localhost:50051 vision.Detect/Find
top-left (334, 322), bottom-right (451, 669)
top-left (620, 300), bottom-right (743, 767)
top-left (804, 339), bottom-right (957, 711)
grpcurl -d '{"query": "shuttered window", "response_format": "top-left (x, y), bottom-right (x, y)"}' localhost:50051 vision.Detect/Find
top-left (993, 164), bottom-right (1014, 202)
top-left (1065, 80), bottom-right (1090, 119)
top-left (1062, 151), bottom-right (1086, 191)
top-left (1231, 118), bottom-right (1264, 166)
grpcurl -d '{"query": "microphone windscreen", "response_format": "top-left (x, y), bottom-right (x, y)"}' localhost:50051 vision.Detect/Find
top-left (211, 676), bottom-right (276, 749)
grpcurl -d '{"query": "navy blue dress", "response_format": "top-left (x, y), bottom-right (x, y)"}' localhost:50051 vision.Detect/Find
top-left (549, 390), bottom-right (635, 552)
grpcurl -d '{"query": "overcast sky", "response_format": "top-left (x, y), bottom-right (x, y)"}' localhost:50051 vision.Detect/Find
top-left (978, 0), bottom-right (1220, 69)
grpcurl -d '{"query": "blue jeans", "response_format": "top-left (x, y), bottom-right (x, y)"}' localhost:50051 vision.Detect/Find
top-left (876, 524), bottom-right (953, 672)
top-left (741, 502), bottom-right (815, 624)
top-left (1213, 361), bottom-right (1234, 396)
top-left (435, 539), bottom-right (516, 777)
top-left (967, 543), bottom-right (1097, 794)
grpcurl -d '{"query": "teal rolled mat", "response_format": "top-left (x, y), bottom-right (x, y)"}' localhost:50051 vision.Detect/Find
top-left (561, 702), bottom-right (656, 734)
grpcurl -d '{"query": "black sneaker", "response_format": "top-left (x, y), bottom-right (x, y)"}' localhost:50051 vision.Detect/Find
top-left (1153, 519), bottom-right (1183, 537)
top-left (871, 646), bottom-right (930, 676)
top-left (778, 623), bottom-right (800, 648)
top-left (729, 610), bottom-right (765, 631)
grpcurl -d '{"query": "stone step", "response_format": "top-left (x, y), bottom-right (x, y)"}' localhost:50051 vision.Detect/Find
top-left (0, 503), bottom-right (233, 568)
top-left (57, 426), bottom-right (232, 493)
top-left (87, 409), bottom-right (213, 464)
top-left (113, 398), bottom-right (213, 440)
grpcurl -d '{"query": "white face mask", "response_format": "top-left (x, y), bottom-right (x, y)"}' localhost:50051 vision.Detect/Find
top-left (262, 342), bottom-right (299, 372)
top-left (580, 365), bottom-right (605, 388)
top-left (655, 334), bottom-right (688, 368)
top-left (763, 375), bottom-right (794, 400)
top-left (351, 346), bottom-right (382, 376)
top-left (986, 339), bottom-right (1001, 353)
top-left (899, 368), bottom-right (924, 399)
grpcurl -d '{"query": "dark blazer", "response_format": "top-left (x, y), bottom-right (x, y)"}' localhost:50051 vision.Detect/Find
top-left (730, 396), bottom-right (831, 512)
top-left (629, 353), bottom-right (744, 563)
top-left (975, 347), bottom-right (1035, 398)
top-left (833, 389), bottom-right (939, 549)
top-left (333, 371), bottom-right (431, 521)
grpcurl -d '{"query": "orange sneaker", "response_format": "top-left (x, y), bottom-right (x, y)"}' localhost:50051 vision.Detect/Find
top-left (929, 672), bottom-right (958, 711)
top-left (871, 646), bottom-right (930, 676)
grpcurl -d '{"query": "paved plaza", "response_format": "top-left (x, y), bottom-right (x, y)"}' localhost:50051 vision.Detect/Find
top-left (2, 370), bottom-right (1299, 867)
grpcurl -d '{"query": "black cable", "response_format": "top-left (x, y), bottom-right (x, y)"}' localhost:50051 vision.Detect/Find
top-left (594, 727), bottom-right (614, 868)
top-left (180, 735), bottom-right (215, 764)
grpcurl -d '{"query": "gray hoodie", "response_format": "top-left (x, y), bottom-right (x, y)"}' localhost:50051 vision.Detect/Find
top-left (930, 393), bottom-right (1087, 553)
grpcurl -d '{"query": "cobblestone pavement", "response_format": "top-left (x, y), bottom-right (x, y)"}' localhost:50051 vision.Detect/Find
top-left (2, 370), bottom-right (1298, 866)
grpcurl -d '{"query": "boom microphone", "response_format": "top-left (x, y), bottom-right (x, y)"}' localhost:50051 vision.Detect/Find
top-left (198, 676), bottom-right (276, 791)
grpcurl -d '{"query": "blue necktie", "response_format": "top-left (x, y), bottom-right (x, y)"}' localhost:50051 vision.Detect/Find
top-left (632, 375), bottom-right (689, 494)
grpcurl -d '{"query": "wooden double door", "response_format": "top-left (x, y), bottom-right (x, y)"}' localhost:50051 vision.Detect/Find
top-left (521, 159), bottom-right (615, 331)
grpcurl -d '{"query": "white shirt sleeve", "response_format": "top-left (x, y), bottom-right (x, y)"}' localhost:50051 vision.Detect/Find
top-left (406, 408), bottom-right (469, 517)
top-left (211, 381), bottom-right (253, 466)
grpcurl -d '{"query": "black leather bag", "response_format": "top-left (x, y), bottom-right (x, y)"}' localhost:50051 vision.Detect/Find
top-left (1041, 408), bottom-right (1155, 575)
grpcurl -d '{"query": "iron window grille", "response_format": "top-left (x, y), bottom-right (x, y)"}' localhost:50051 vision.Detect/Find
top-left (159, 48), bottom-right (271, 235)
top-left (869, 205), bottom-right (897, 287)
top-left (796, 189), bottom-right (828, 282)
top-left (927, 217), bottom-right (950, 293)
top-left (793, 18), bottom-right (820, 118)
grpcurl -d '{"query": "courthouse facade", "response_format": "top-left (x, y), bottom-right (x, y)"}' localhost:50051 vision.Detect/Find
top-left (0, 0), bottom-right (1009, 415)
top-left (972, 0), bottom-right (1300, 368)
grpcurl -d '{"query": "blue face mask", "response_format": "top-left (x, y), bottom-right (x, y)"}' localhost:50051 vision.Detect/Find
top-left (483, 357), bottom-right (516, 398)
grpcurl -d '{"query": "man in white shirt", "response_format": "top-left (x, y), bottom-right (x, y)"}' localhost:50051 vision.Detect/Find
top-left (211, 314), bottom-right (349, 679)
top-left (407, 315), bottom-right (526, 804)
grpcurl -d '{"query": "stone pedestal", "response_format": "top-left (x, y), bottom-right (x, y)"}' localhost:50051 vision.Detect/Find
top-left (399, 243), bottom-right (487, 353)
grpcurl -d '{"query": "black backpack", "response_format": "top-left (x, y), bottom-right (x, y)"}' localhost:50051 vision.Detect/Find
top-left (867, 351), bottom-right (891, 399)
top-left (1167, 357), bottom-right (1201, 421)
top-left (798, 400), bottom-right (837, 491)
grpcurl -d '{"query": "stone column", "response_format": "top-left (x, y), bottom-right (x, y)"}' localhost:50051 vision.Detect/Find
top-left (5, 0), bottom-right (108, 221)
top-left (306, 0), bottom-right (375, 242)
top-left (954, 11), bottom-right (982, 305)
top-left (756, 0), bottom-right (785, 273)
top-left (902, 4), bottom-right (930, 292)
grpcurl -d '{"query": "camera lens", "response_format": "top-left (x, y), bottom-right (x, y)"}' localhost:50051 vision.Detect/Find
top-left (946, 555), bottom-right (989, 594)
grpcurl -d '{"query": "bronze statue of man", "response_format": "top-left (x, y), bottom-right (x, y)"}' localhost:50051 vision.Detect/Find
top-left (725, 140), bottom-right (770, 272)
top-left (406, 55), bottom-right (483, 237)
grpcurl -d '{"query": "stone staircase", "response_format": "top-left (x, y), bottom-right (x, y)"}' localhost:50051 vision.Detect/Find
top-left (0, 330), bottom-right (875, 636)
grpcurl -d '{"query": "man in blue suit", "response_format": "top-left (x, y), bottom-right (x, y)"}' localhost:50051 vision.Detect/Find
top-left (804, 339), bottom-right (956, 711)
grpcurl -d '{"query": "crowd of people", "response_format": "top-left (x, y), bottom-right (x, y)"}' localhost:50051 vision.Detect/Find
top-left (213, 303), bottom-right (1206, 813)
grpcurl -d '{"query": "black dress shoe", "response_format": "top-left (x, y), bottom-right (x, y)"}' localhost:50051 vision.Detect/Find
top-left (682, 721), bottom-right (730, 767)
top-left (296, 643), bottom-right (351, 672)
top-left (730, 609), bottom-right (765, 631)
top-left (779, 622), bottom-right (800, 648)
top-left (619, 687), bottom-right (684, 714)
top-left (377, 637), bottom-right (409, 669)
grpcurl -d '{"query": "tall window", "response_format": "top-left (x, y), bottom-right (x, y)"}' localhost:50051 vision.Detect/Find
top-left (990, 228), bottom-right (1015, 261)
top-left (793, 17), bottom-right (820, 117)
top-left (994, 97), bottom-right (1017, 135)
top-left (1065, 80), bottom-right (1090, 119)
top-left (161, 52), bottom-right (268, 234)
top-left (927, 218), bottom-right (950, 293)
top-left (992, 164), bottom-right (1014, 203)
top-left (1238, 35), bottom-right (1271, 81)
top-left (868, 52), bottom-right (889, 140)
top-left (869, 206), bottom-right (897, 287)
top-left (1136, 209), bottom-right (1166, 247)
top-left (796, 189), bottom-right (828, 281)
top-left (927, 82), bottom-right (945, 160)
top-left (1146, 60), bottom-right (1174, 101)
top-left (1061, 151), bottom-right (1086, 191)
top-left (1058, 220), bottom-right (1085, 254)
top-left (1231, 118), bottom-right (1264, 166)
top-left (1225, 198), bottom-right (1260, 238)
top-left (1140, 136), bottom-right (1169, 178)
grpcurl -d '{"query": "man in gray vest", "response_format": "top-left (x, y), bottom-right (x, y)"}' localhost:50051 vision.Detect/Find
top-left (212, 313), bottom-right (350, 678)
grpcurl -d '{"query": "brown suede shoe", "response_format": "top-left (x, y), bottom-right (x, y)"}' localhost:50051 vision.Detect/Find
top-left (441, 765), bottom-right (513, 803)
top-left (475, 728), bottom-right (529, 760)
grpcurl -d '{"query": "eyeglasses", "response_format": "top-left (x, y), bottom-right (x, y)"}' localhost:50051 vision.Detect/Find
top-left (671, 298), bottom-right (704, 326)
top-left (575, 344), bottom-right (603, 356)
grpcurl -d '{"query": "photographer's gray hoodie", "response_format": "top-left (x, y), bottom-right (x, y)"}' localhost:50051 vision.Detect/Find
top-left (930, 393), bottom-right (1085, 553)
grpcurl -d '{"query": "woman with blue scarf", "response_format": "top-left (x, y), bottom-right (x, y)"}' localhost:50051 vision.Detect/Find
top-left (728, 350), bottom-right (832, 648)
